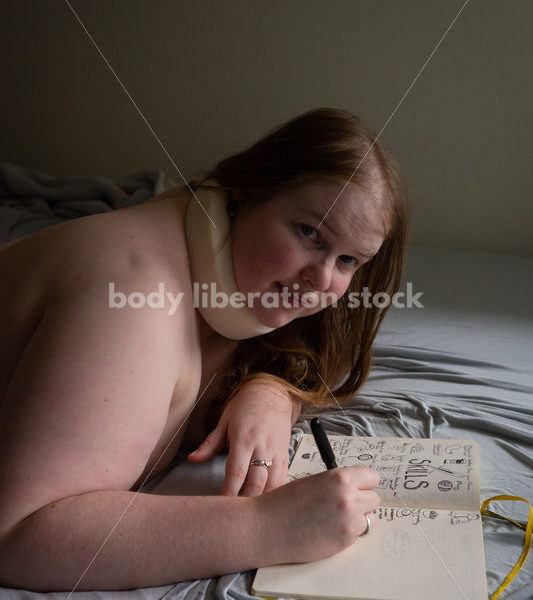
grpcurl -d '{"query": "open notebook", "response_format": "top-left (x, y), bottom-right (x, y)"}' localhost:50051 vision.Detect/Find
top-left (252, 435), bottom-right (488, 600)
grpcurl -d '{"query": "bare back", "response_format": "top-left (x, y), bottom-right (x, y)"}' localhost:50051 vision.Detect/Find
top-left (0, 186), bottom-right (239, 533)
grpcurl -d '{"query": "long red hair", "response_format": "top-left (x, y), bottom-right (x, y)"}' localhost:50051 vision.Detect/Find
top-left (188, 107), bottom-right (410, 417)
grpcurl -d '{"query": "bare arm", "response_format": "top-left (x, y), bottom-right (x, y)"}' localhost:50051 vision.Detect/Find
top-left (0, 274), bottom-right (263, 589)
top-left (0, 281), bottom-right (266, 589)
top-left (242, 375), bottom-right (303, 426)
top-left (0, 466), bottom-right (381, 592)
top-left (0, 277), bottom-right (381, 590)
top-left (0, 489), bottom-right (262, 590)
top-left (187, 374), bottom-right (303, 496)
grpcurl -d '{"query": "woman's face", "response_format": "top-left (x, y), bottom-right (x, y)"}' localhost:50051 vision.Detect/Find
top-left (231, 179), bottom-right (388, 329)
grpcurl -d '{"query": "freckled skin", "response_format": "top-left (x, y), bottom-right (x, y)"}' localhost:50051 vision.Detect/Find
top-left (0, 182), bottom-right (384, 589)
top-left (231, 180), bottom-right (387, 329)
top-left (0, 184), bottom-right (240, 511)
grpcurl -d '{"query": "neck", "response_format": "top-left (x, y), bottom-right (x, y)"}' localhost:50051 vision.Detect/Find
top-left (197, 311), bottom-right (222, 345)
top-left (184, 181), bottom-right (276, 340)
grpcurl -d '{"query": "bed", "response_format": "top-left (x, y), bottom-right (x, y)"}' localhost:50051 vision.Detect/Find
top-left (1, 162), bottom-right (531, 599)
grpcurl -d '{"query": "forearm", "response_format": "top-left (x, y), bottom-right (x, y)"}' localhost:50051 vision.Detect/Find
top-left (244, 374), bottom-right (302, 425)
top-left (0, 489), bottom-right (264, 591)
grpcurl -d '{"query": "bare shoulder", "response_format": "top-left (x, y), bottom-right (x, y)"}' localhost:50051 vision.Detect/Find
top-left (0, 185), bottom-right (192, 389)
top-left (0, 185), bottom-right (192, 321)
top-left (42, 184), bottom-right (190, 293)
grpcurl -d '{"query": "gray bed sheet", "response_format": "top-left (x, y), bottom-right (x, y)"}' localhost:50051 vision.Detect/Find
top-left (0, 163), bottom-right (531, 599)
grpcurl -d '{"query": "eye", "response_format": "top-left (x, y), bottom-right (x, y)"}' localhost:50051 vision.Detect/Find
top-left (339, 255), bottom-right (357, 267)
top-left (299, 224), bottom-right (319, 241)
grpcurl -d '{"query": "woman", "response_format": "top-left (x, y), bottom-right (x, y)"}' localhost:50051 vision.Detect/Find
top-left (0, 108), bottom-right (409, 590)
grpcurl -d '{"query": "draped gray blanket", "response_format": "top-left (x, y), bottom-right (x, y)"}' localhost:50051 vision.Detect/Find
top-left (0, 161), bottom-right (176, 243)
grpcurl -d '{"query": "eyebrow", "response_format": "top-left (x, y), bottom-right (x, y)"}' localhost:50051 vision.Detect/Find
top-left (304, 208), bottom-right (376, 258)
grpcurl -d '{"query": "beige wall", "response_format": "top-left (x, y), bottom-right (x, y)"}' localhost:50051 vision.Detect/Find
top-left (2, 1), bottom-right (532, 255)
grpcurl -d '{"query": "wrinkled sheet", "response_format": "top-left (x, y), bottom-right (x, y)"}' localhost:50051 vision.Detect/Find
top-left (1, 163), bottom-right (531, 599)
top-left (0, 161), bottom-right (175, 243)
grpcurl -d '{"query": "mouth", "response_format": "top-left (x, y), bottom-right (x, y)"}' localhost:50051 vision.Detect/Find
top-left (275, 282), bottom-right (300, 308)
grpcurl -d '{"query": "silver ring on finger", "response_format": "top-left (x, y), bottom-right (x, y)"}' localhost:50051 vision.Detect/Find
top-left (360, 514), bottom-right (372, 536)
top-left (249, 458), bottom-right (272, 471)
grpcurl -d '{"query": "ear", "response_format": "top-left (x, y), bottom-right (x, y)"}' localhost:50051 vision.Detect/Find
top-left (226, 199), bottom-right (239, 217)
top-left (226, 190), bottom-right (248, 218)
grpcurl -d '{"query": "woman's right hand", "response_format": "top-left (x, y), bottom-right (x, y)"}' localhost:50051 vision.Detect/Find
top-left (252, 466), bottom-right (381, 565)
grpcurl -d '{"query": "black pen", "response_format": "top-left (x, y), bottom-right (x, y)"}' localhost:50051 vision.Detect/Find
top-left (310, 417), bottom-right (338, 469)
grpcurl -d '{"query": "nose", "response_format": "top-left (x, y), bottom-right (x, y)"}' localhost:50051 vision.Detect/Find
top-left (300, 258), bottom-right (335, 292)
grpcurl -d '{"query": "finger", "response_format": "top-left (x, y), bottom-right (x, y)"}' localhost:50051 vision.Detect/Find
top-left (263, 453), bottom-right (289, 493)
top-left (220, 448), bottom-right (254, 496)
top-left (359, 512), bottom-right (371, 536)
top-left (350, 465), bottom-right (381, 489)
top-left (349, 488), bottom-right (382, 515)
top-left (187, 425), bottom-right (226, 463)
top-left (360, 509), bottom-right (379, 536)
top-left (240, 457), bottom-right (271, 497)
top-left (368, 511), bottom-right (378, 527)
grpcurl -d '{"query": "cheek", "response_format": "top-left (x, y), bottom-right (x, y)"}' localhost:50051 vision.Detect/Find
top-left (259, 239), bottom-right (297, 275)
top-left (338, 274), bottom-right (354, 296)
top-left (326, 273), bottom-right (354, 306)
top-left (232, 228), bottom-right (291, 291)
top-left (245, 231), bottom-right (299, 280)
top-left (306, 277), bottom-right (352, 315)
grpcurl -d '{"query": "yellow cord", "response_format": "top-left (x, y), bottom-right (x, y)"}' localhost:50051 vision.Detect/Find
top-left (480, 495), bottom-right (533, 599)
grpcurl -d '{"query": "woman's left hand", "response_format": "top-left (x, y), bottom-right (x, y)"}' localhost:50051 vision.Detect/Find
top-left (187, 379), bottom-right (297, 497)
